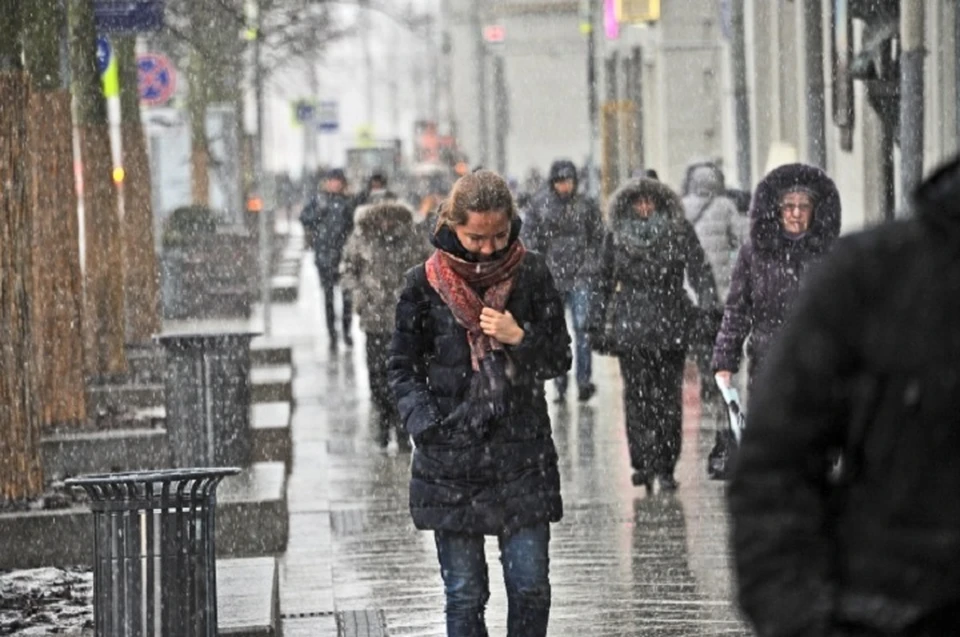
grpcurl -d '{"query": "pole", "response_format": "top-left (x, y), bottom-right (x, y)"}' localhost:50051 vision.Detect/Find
top-left (804, 0), bottom-right (827, 169)
top-left (254, 0), bottom-right (271, 335)
top-left (361, 0), bottom-right (374, 127)
top-left (586, 0), bottom-right (599, 197)
top-left (493, 55), bottom-right (508, 175)
top-left (731, 0), bottom-right (752, 189)
top-left (473, 1), bottom-right (488, 166)
top-left (631, 47), bottom-right (644, 172)
top-left (956, 0), bottom-right (960, 149)
top-left (899, 0), bottom-right (924, 213)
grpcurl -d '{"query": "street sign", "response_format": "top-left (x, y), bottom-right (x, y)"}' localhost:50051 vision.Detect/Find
top-left (483, 25), bottom-right (506, 43)
top-left (94, 0), bottom-right (165, 33)
top-left (294, 100), bottom-right (317, 124)
top-left (96, 37), bottom-right (111, 74)
top-left (318, 100), bottom-right (339, 132)
top-left (137, 53), bottom-right (176, 106)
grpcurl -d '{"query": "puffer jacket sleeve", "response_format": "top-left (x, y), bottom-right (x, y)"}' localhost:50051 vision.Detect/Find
top-left (520, 195), bottom-right (546, 254)
top-left (729, 239), bottom-right (861, 637)
top-left (712, 244), bottom-right (754, 372)
top-left (506, 257), bottom-right (572, 381)
top-left (680, 218), bottom-right (719, 309)
top-left (388, 268), bottom-right (442, 440)
top-left (339, 231), bottom-right (362, 295)
top-left (586, 231), bottom-right (615, 332)
top-left (582, 197), bottom-right (606, 287)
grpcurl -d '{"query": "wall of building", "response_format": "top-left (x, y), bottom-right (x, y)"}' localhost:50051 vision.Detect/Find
top-left (448, 0), bottom-right (591, 179)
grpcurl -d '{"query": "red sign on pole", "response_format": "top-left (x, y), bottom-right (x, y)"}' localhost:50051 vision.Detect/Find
top-left (483, 24), bottom-right (506, 43)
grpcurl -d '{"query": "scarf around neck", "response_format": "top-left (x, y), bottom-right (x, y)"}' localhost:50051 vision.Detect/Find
top-left (425, 239), bottom-right (527, 371)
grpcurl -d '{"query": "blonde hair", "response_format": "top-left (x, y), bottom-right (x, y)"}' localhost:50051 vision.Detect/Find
top-left (437, 170), bottom-right (516, 229)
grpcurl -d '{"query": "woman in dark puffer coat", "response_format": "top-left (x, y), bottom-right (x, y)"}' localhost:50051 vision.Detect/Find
top-left (589, 177), bottom-right (718, 493)
top-left (388, 170), bottom-right (571, 637)
top-left (712, 163), bottom-right (841, 386)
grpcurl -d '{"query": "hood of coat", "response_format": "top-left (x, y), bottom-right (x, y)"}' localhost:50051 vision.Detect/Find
top-left (608, 177), bottom-right (685, 227)
top-left (913, 156), bottom-right (960, 244)
top-left (681, 162), bottom-right (726, 197)
top-left (355, 202), bottom-right (416, 240)
top-left (548, 159), bottom-right (579, 194)
top-left (750, 163), bottom-right (841, 253)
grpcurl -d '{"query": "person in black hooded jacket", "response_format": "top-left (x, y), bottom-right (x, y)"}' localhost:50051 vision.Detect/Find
top-left (588, 177), bottom-right (718, 492)
top-left (521, 159), bottom-right (604, 403)
top-left (729, 157), bottom-right (960, 637)
top-left (300, 168), bottom-right (356, 350)
top-left (388, 170), bottom-right (571, 637)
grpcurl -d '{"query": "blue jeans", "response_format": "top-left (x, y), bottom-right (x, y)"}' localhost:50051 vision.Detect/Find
top-left (434, 524), bottom-right (551, 637)
top-left (556, 287), bottom-right (592, 396)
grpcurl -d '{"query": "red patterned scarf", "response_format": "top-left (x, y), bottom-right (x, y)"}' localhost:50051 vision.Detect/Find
top-left (425, 240), bottom-right (527, 370)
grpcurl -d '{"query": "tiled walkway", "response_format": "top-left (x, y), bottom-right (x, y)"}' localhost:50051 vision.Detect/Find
top-left (265, 247), bottom-right (749, 636)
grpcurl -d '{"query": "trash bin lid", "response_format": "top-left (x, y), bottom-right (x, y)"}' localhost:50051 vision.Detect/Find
top-left (154, 331), bottom-right (262, 351)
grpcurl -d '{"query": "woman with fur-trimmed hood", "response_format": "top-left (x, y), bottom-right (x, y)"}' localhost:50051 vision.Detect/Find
top-left (712, 163), bottom-right (841, 387)
top-left (341, 201), bottom-right (432, 451)
top-left (588, 177), bottom-right (719, 492)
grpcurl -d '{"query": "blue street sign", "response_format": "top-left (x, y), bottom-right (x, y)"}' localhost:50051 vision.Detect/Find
top-left (318, 100), bottom-right (339, 132)
top-left (94, 0), bottom-right (165, 33)
top-left (96, 37), bottom-right (111, 74)
top-left (295, 102), bottom-right (317, 123)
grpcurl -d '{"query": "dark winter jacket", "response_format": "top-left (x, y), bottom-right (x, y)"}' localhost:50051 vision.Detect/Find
top-left (299, 191), bottom-right (356, 273)
top-left (387, 221), bottom-right (571, 535)
top-left (521, 160), bottom-right (604, 293)
top-left (340, 203), bottom-right (432, 334)
top-left (729, 157), bottom-right (960, 637)
top-left (588, 178), bottom-right (718, 353)
top-left (681, 162), bottom-right (746, 300)
top-left (712, 163), bottom-right (841, 377)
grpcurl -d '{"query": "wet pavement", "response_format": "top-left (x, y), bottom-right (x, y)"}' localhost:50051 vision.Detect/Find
top-left (275, 245), bottom-right (751, 636)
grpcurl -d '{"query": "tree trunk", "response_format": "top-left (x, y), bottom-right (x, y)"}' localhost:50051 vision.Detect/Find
top-left (0, 2), bottom-right (44, 502)
top-left (24, 0), bottom-right (87, 429)
top-left (117, 37), bottom-right (161, 343)
top-left (70, 0), bottom-right (127, 380)
top-left (189, 48), bottom-right (211, 205)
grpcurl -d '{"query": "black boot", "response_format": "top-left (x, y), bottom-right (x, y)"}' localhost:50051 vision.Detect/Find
top-left (658, 474), bottom-right (680, 491)
top-left (631, 471), bottom-right (653, 493)
top-left (578, 383), bottom-right (597, 402)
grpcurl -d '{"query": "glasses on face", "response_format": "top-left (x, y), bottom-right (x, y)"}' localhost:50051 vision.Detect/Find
top-left (779, 203), bottom-right (813, 213)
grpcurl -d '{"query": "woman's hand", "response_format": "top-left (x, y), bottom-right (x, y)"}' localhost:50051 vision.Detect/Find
top-left (480, 308), bottom-right (525, 345)
top-left (715, 370), bottom-right (733, 388)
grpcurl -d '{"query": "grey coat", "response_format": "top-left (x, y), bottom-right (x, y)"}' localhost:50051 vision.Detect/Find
top-left (682, 163), bottom-right (744, 301)
top-left (340, 203), bottom-right (432, 334)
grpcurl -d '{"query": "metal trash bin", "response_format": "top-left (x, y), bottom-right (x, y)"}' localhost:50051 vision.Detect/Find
top-left (66, 468), bottom-right (239, 637)
top-left (155, 332), bottom-right (260, 467)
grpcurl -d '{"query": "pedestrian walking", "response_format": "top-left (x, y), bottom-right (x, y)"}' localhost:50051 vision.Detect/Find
top-left (712, 163), bottom-right (841, 386)
top-left (300, 168), bottom-right (356, 351)
top-left (681, 161), bottom-right (744, 417)
top-left (729, 157), bottom-right (960, 637)
top-left (588, 177), bottom-right (718, 492)
top-left (521, 159), bottom-right (604, 403)
top-left (388, 169), bottom-right (571, 637)
top-left (341, 201), bottom-right (431, 452)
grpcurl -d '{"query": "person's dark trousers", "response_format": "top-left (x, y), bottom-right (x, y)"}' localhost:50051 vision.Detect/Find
top-left (619, 348), bottom-right (686, 479)
top-left (317, 263), bottom-right (353, 342)
top-left (365, 332), bottom-right (407, 449)
top-left (554, 287), bottom-right (592, 397)
top-left (434, 524), bottom-right (551, 637)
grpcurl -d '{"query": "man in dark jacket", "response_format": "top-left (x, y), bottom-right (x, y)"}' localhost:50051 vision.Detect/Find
top-left (300, 168), bottom-right (356, 350)
top-left (729, 157), bottom-right (960, 637)
top-left (522, 159), bottom-right (604, 402)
